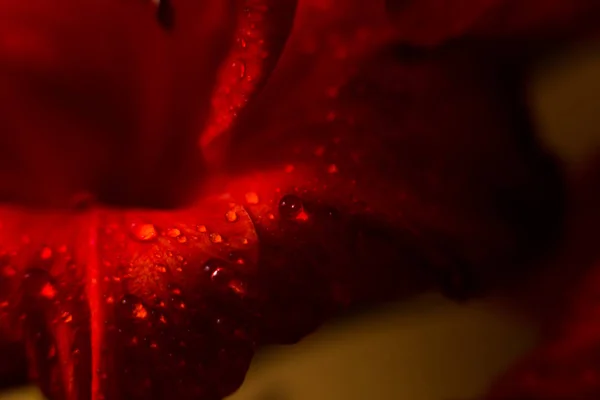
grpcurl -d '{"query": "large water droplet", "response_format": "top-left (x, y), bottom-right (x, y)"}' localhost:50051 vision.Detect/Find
top-left (166, 228), bottom-right (181, 238)
top-left (168, 282), bottom-right (182, 296)
top-left (211, 268), bottom-right (233, 286)
top-left (59, 311), bottom-right (73, 323)
top-left (278, 194), bottom-right (304, 219)
top-left (130, 223), bottom-right (158, 242)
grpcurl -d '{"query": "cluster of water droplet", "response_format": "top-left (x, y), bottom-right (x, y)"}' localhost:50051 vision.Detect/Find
top-left (81, 202), bottom-right (259, 399)
top-left (201, 0), bottom-right (271, 148)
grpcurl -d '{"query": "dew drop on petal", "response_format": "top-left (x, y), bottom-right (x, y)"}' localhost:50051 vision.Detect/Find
top-left (169, 295), bottom-right (186, 310)
top-left (117, 294), bottom-right (148, 321)
top-left (130, 223), bottom-right (157, 242)
top-left (211, 268), bottom-right (233, 285)
top-left (132, 303), bottom-right (148, 320)
top-left (228, 280), bottom-right (247, 297)
top-left (225, 210), bottom-right (238, 223)
top-left (40, 247), bottom-right (52, 260)
top-left (155, 264), bottom-right (168, 274)
top-left (60, 311), bottom-right (73, 323)
top-left (210, 233), bottom-right (223, 244)
top-left (166, 228), bottom-right (181, 238)
top-left (232, 59), bottom-right (246, 79)
top-left (278, 194), bottom-right (304, 219)
top-left (40, 282), bottom-right (57, 299)
top-left (176, 236), bottom-right (188, 244)
top-left (203, 259), bottom-right (223, 275)
top-left (22, 268), bottom-right (56, 300)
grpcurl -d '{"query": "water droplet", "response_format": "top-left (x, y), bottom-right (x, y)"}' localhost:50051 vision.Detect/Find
top-left (22, 268), bottom-right (57, 300)
top-left (152, 308), bottom-right (168, 325)
top-left (231, 255), bottom-right (245, 265)
top-left (211, 267), bottom-right (233, 286)
top-left (132, 303), bottom-right (148, 319)
top-left (168, 283), bottom-right (182, 295)
top-left (210, 233), bottom-right (223, 243)
top-left (197, 225), bottom-right (207, 233)
top-left (327, 164), bottom-right (339, 174)
top-left (60, 311), bottom-right (73, 323)
top-left (278, 195), bottom-right (304, 219)
top-left (203, 259), bottom-right (223, 275)
top-left (176, 236), bottom-right (187, 243)
top-left (155, 264), bottom-right (168, 273)
top-left (245, 192), bottom-right (259, 205)
top-left (39, 247), bottom-right (52, 260)
top-left (166, 228), bottom-right (181, 238)
top-left (225, 210), bottom-right (238, 223)
top-left (228, 280), bottom-right (247, 297)
top-left (117, 294), bottom-right (148, 321)
top-left (130, 223), bottom-right (157, 242)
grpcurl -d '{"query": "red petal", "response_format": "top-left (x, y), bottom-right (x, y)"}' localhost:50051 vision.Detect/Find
top-left (0, 0), bottom-right (236, 207)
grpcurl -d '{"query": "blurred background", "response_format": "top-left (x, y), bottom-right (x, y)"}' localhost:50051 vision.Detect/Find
top-left (226, 39), bottom-right (600, 400)
top-left (5, 35), bottom-right (600, 400)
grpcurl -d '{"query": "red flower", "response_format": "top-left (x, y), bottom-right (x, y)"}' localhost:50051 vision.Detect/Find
top-left (0, 0), bottom-right (598, 399)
